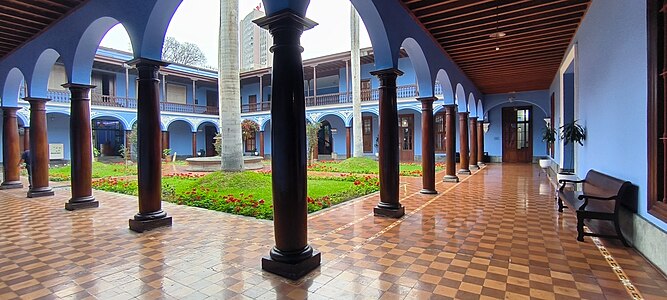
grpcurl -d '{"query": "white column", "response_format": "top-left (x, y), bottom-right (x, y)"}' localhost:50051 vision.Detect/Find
top-left (192, 79), bottom-right (197, 104)
top-left (218, 0), bottom-right (243, 171)
top-left (313, 65), bottom-right (317, 98)
top-left (351, 5), bottom-right (363, 157)
top-left (259, 75), bottom-right (263, 103)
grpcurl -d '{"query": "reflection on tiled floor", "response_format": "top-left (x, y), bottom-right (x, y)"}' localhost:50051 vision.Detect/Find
top-left (0, 164), bottom-right (666, 299)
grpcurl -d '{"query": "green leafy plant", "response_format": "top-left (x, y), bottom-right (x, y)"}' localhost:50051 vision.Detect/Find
top-left (163, 148), bottom-right (172, 157)
top-left (541, 126), bottom-right (557, 144)
top-left (93, 147), bottom-right (100, 158)
top-left (560, 120), bottom-right (586, 146)
top-left (213, 133), bottom-right (222, 156)
top-left (306, 122), bottom-right (321, 164)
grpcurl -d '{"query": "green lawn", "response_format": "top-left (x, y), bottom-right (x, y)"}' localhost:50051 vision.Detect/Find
top-left (92, 171), bottom-right (379, 220)
top-left (49, 161), bottom-right (137, 181)
top-left (308, 157), bottom-right (443, 176)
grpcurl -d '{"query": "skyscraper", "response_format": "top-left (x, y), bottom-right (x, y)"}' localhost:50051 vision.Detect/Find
top-left (239, 5), bottom-right (273, 71)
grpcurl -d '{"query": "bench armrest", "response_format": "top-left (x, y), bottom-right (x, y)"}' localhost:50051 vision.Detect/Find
top-left (558, 179), bottom-right (585, 191)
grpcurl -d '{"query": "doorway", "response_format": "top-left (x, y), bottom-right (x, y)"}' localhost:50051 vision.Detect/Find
top-left (399, 114), bottom-right (414, 162)
top-left (92, 118), bottom-right (124, 156)
top-left (502, 106), bottom-right (532, 163)
top-left (205, 125), bottom-right (217, 156)
top-left (363, 116), bottom-right (373, 153)
top-left (318, 121), bottom-right (333, 155)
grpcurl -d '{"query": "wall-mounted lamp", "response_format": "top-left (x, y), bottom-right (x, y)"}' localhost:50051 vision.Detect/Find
top-left (543, 118), bottom-right (551, 128)
top-left (483, 122), bottom-right (490, 133)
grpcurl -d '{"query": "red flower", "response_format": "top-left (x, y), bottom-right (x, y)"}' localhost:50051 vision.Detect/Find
top-left (354, 180), bottom-right (361, 185)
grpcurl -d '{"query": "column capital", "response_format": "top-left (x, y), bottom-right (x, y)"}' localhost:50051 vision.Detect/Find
top-left (416, 96), bottom-right (437, 103)
top-left (458, 111), bottom-right (470, 116)
top-left (443, 103), bottom-right (457, 108)
top-left (62, 83), bottom-right (96, 90)
top-left (370, 68), bottom-right (404, 77)
top-left (125, 57), bottom-right (170, 68)
top-left (23, 97), bottom-right (50, 103)
top-left (1, 106), bottom-right (20, 113)
top-left (469, 116), bottom-right (478, 120)
top-left (254, 9), bottom-right (317, 32)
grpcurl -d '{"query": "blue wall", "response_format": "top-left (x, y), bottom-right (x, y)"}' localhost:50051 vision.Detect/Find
top-left (549, 1), bottom-right (665, 230)
top-left (46, 113), bottom-right (71, 160)
top-left (483, 91), bottom-right (550, 159)
top-left (167, 121), bottom-right (193, 156)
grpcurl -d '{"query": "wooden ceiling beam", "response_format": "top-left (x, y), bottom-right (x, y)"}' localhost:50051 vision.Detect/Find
top-left (441, 23), bottom-right (577, 49)
top-left (420, 0), bottom-right (566, 25)
top-left (447, 32), bottom-right (574, 55)
top-left (450, 41), bottom-right (570, 61)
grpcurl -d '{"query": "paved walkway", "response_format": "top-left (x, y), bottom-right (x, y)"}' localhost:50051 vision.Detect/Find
top-left (0, 164), bottom-right (665, 299)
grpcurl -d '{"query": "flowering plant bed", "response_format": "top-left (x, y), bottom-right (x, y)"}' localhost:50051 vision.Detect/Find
top-left (91, 171), bottom-right (380, 220)
top-left (308, 157), bottom-right (444, 176)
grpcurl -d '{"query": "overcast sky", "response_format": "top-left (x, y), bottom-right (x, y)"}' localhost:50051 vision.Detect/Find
top-left (100, 0), bottom-right (372, 65)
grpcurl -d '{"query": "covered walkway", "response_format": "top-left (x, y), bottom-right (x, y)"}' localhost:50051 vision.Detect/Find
top-left (0, 164), bottom-right (665, 299)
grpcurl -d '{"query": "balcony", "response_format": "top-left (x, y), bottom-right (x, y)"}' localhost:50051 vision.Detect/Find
top-left (46, 89), bottom-right (219, 115)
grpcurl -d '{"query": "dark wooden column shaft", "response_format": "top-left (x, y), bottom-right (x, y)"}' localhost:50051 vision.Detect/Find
top-left (372, 68), bottom-right (405, 218)
top-left (255, 10), bottom-right (320, 280)
top-left (25, 97), bottom-right (53, 197)
top-left (64, 84), bottom-right (98, 210)
top-left (191, 132), bottom-right (197, 156)
top-left (443, 104), bottom-right (459, 182)
top-left (458, 112), bottom-right (471, 174)
top-left (418, 97), bottom-right (436, 194)
top-left (477, 122), bottom-right (485, 165)
top-left (346, 127), bottom-right (351, 159)
top-left (161, 131), bottom-right (170, 152)
top-left (23, 127), bottom-right (30, 151)
top-left (1, 107), bottom-right (23, 189)
top-left (127, 58), bottom-right (171, 232)
top-left (469, 117), bottom-right (478, 169)
top-left (259, 131), bottom-right (265, 157)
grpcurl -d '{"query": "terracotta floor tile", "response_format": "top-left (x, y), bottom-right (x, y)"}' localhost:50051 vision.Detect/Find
top-left (0, 164), bottom-right (664, 299)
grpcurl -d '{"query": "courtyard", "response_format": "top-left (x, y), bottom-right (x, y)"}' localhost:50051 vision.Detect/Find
top-left (0, 164), bottom-right (665, 299)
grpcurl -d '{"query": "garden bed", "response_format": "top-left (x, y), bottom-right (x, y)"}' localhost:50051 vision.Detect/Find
top-left (308, 157), bottom-right (444, 176)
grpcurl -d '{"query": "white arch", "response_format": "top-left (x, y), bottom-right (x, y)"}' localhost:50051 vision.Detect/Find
top-left (468, 93), bottom-right (477, 117)
top-left (2, 68), bottom-right (25, 107)
top-left (30, 49), bottom-right (62, 98)
top-left (435, 69), bottom-right (454, 104)
top-left (401, 38), bottom-right (433, 97)
top-left (455, 83), bottom-right (467, 112)
top-left (166, 118), bottom-right (195, 132)
top-left (91, 112), bottom-right (131, 129)
top-left (70, 17), bottom-right (123, 84)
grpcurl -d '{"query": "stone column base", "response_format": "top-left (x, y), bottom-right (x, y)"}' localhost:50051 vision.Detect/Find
top-left (477, 162), bottom-right (486, 167)
top-left (420, 189), bottom-right (437, 195)
top-left (458, 169), bottom-right (471, 175)
top-left (65, 196), bottom-right (99, 211)
top-left (27, 187), bottom-right (54, 198)
top-left (0, 181), bottom-right (23, 190)
top-left (443, 175), bottom-right (460, 183)
top-left (374, 205), bottom-right (405, 218)
top-left (129, 216), bottom-right (172, 233)
top-left (469, 165), bottom-right (480, 170)
top-left (262, 251), bottom-right (321, 280)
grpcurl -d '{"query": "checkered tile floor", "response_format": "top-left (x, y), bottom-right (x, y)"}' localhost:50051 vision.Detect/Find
top-left (0, 164), bottom-right (665, 299)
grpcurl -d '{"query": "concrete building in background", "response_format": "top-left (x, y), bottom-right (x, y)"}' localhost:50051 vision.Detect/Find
top-left (239, 7), bottom-right (273, 72)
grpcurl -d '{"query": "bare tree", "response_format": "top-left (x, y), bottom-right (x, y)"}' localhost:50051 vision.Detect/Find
top-left (162, 37), bottom-right (207, 66)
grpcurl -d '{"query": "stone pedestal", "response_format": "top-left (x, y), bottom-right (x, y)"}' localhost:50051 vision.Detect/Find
top-left (254, 10), bottom-right (320, 279)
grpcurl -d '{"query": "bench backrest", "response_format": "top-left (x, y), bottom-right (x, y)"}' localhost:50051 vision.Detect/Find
top-left (583, 170), bottom-right (634, 211)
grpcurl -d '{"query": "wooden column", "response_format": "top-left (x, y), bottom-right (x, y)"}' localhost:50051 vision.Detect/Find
top-left (1, 107), bottom-right (23, 189)
top-left (372, 68), bottom-right (405, 218)
top-left (469, 117), bottom-right (479, 170)
top-left (161, 131), bottom-right (170, 153)
top-left (127, 58), bottom-right (172, 232)
top-left (24, 97), bottom-right (54, 198)
top-left (418, 97), bottom-right (437, 194)
top-left (259, 130), bottom-right (265, 158)
top-left (346, 127), bottom-right (351, 159)
top-left (458, 112), bottom-right (471, 175)
top-left (23, 127), bottom-right (30, 151)
top-left (254, 11), bottom-right (320, 280)
top-left (477, 121), bottom-right (485, 166)
top-left (64, 84), bottom-right (98, 210)
top-left (443, 104), bottom-right (459, 182)
top-left (191, 132), bottom-right (197, 156)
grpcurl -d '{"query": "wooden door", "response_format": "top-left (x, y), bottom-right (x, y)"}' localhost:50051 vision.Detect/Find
top-left (502, 106), bottom-right (532, 163)
top-left (206, 90), bottom-right (217, 107)
top-left (399, 114), bottom-right (414, 162)
top-left (205, 126), bottom-right (216, 157)
top-left (363, 116), bottom-right (373, 152)
top-left (248, 95), bottom-right (257, 112)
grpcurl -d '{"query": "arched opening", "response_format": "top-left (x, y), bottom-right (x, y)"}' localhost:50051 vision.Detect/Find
top-left (2, 68), bottom-right (26, 107)
top-left (196, 122), bottom-right (218, 157)
top-left (167, 120), bottom-right (194, 157)
top-left (317, 120), bottom-right (334, 156)
top-left (31, 48), bottom-right (63, 99)
top-left (92, 116), bottom-right (126, 157)
top-left (241, 120), bottom-right (260, 154)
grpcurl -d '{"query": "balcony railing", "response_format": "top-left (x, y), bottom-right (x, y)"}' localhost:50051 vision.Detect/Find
top-left (46, 89), bottom-right (218, 115)
top-left (241, 102), bottom-right (271, 113)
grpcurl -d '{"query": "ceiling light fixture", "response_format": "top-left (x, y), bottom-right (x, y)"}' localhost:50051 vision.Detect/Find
top-left (489, 0), bottom-right (506, 51)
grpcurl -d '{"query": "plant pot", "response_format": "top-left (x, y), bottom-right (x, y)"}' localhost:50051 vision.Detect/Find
top-left (538, 158), bottom-right (551, 169)
top-left (557, 172), bottom-right (577, 183)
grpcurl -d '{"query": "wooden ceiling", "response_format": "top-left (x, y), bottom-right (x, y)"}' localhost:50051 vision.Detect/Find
top-left (0, 0), bottom-right (87, 59)
top-left (400, 0), bottom-right (591, 94)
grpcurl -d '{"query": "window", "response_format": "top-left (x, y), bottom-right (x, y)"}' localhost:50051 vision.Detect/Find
top-left (648, 0), bottom-right (667, 221)
top-left (435, 112), bottom-right (445, 152)
top-left (166, 84), bottom-right (187, 104)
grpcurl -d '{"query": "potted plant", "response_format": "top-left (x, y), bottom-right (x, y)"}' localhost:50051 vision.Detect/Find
top-left (557, 120), bottom-right (586, 182)
top-left (163, 148), bottom-right (172, 162)
top-left (539, 126), bottom-right (556, 169)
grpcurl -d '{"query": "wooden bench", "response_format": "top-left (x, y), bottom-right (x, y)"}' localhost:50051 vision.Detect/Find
top-left (557, 170), bottom-right (632, 246)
